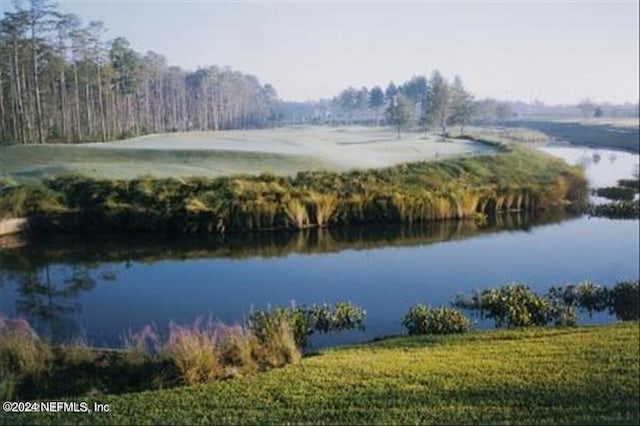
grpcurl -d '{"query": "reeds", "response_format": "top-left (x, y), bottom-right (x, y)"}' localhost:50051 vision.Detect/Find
top-left (0, 144), bottom-right (587, 233)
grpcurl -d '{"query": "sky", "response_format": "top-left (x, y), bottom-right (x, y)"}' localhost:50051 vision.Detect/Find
top-left (2, 1), bottom-right (639, 104)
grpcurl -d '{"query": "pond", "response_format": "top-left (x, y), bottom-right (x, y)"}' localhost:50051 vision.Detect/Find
top-left (1, 145), bottom-right (638, 348)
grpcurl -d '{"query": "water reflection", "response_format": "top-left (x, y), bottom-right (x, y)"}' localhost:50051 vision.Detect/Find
top-left (1, 211), bottom-right (569, 345)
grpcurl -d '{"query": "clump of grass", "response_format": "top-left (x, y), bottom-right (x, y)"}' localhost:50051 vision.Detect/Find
top-left (0, 316), bottom-right (52, 399)
top-left (217, 324), bottom-right (260, 377)
top-left (249, 312), bottom-right (301, 368)
top-left (309, 192), bottom-right (338, 227)
top-left (284, 198), bottom-right (309, 229)
top-left (58, 340), bottom-right (95, 366)
top-left (0, 185), bottom-right (66, 219)
top-left (123, 324), bottom-right (161, 366)
top-left (159, 319), bottom-right (224, 386)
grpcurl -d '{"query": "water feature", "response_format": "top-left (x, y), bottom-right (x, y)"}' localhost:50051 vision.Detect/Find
top-left (1, 145), bottom-right (638, 347)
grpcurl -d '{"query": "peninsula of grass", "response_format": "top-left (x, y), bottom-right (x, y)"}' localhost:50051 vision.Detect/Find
top-left (0, 143), bottom-right (587, 235)
top-left (3, 323), bottom-right (637, 425)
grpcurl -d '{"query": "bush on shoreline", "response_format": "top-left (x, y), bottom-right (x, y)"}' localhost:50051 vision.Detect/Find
top-left (593, 186), bottom-right (636, 201)
top-left (0, 301), bottom-right (366, 400)
top-left (589, 200), bottom-right (639, 219)
top-left (2, 279), bottom-right (635, 400)
top-left (402, 306), bottom-right (470, 335)
top-left (454, 280), bottom-right (639, 328)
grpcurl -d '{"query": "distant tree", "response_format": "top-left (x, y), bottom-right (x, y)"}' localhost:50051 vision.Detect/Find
top-left (369, 86), bottom-right (385, 126)
top-left (385, 82), bottom-right (397, 104)
top-left (0, 0), bottom-right (279, 143)
top-left (594, 105), bottom-right (604, 117)
top-left (400, 76), bottom-right (427, 104)
top-left (448, 75), bottom-right (475, 134)
top-left (423, 70), bottom-right (450, 137)
top-left (577, 98), bottom-right (596, 117)
top-left (337, 87), bottom-right (359, 123)
top-left (472, 99), bottom-right (498, 124)
top-left (26, 0), bottom-right (58, 143)
top-left (386, 93), bottom-right (413, 139)
top-left (495, 102), bottom-right (514, 120)
top-left (356, 86), bottom-right (369, 119)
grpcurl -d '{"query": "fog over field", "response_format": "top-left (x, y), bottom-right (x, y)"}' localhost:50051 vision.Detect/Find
top-left (0, 127), bottom-right (495, 180)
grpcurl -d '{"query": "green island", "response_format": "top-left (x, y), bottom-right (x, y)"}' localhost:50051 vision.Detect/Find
top-left (0, 139), bottom-right (588, 235)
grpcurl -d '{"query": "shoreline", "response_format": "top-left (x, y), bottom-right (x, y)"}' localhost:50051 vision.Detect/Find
top-left (0, 143), bottom-right (588, 237)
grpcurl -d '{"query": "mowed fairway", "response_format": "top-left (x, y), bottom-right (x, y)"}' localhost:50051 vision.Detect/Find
top-left (4, 324), bottom-right (638, 425)
top-left (0, 126), bottom-right (495, 181)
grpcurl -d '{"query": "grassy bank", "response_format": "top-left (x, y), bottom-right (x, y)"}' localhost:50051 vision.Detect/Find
top-left (2, 323), bottom-right (637, 425)
top-left (0, 144), bottom-right (587, 234)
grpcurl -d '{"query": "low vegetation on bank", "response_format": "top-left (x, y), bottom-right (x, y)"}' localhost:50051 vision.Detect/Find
top-left (0, 144), bottom-right (587, 234)
top-left (2, 323), bottom-right (638, 425)
top-left (589, 178), bottom-right (640, 219)
top-left (593, 186), bottom-right (636, 201)
top-left (2, 280), bottom-right (637, 403)
top-left (0, 303), bottom-right (365, 400)
top-left (590, 200), bottom-right (640, 219)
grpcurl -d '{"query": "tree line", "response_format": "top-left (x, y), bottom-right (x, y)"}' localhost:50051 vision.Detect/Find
top-left (0, 0), bottom-right (277, 144)
top-left (333, 73), bottom-right (516, 138)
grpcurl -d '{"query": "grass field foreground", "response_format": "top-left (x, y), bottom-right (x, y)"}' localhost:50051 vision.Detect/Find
top-left (3, 323), bottom-right (638, 425)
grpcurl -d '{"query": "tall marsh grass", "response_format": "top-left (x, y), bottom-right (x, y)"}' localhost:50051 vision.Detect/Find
top-left (0, 316), bottom-right (52, 399)
top-left (0, 144), bottom-right (587, 233)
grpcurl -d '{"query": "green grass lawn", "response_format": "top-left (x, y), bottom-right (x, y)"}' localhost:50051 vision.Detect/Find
top-left (4, 323), bottom-right (638, 425)
top-left (0, 126), bottom-right (494, 182)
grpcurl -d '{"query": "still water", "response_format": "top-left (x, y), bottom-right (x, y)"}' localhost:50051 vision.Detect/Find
top-left (1, 145), bottom-right (638, 347)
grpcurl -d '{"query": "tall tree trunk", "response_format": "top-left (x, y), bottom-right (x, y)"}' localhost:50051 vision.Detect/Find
top-left (72, 61), bottom-right (81, 141)
top-left (59, 68), bottom-right (67, 140)
top-left (31, 25), bottom-right (45, 143)
top-left (85, 80), bottom-right (92, 138)
top-left (12, 40), bottom-right (26, 143)
top-left (96, 65), bottom-right (106, 141)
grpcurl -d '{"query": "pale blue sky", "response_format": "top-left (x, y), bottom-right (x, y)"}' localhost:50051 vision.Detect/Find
top-left (4, 1), bottom-right (639, 103)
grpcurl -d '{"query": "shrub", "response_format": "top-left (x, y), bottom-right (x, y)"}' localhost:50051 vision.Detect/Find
top-left (590, 200), bottom-right (640, 219)
top-left (0, 185), bottom-right (66, 219)
top-left (402, 305), bottom-right (470, 335)
top-left (609, 281), bottom-right (639, 321)
top-left (454, 284), bottom-right (552, 328)
top-left (58, 341), bottom-right (95, 365)
top-left (159, 319), bottom-right (223, 386)
top-left (249, 302), bottom-right (366, 349)
top-left (0, 316), bottom-right (52, 399)
top-left (548, 282), bottom-right (608, 317)
top-left (123, 324), bottom-right (161, 365)
top-left (248, 313), bottom-right (301, 368)
top-left (217, 324), bottom-right (259, 376)
top-left (593, 186), bottom-right (636, 201)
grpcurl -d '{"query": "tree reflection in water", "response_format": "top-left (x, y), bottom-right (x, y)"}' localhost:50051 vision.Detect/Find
top-left (0, 210), bottom-right (571, 344)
